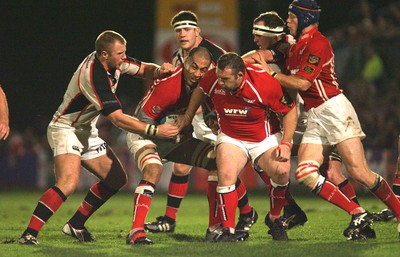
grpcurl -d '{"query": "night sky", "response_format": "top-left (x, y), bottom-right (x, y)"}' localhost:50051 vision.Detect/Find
top-left (1, 0), bottom-right (383, 135)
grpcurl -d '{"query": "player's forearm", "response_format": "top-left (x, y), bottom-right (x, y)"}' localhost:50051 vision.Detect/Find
top-left (141, 62), bottom-right (161, 80)
top-left (281, 107), bottom-right (297, 144)
top-left (185, 87), bottom-right (205, 120)
top-left (107, 110), bottom-right (147, 135)
top-left (274, 73), bottom-right (311, 91)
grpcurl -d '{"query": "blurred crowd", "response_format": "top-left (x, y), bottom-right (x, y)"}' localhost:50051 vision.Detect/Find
top-left (329, 0), bottom-right (400, 149)
top-left (1, 0), bottom-right (399, 189)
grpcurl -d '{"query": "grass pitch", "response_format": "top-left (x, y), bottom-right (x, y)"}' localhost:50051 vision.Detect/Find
top-left (1, 190), bottom-right (400, 257)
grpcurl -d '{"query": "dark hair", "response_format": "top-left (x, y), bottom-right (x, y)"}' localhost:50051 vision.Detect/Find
top-left (217, 52), bottom-right (245, 75)
top-left (95, 30), bottom-right (126, 55)
top-left (170, 10), bottom-right (198, 26)
top-left (254, 11), bottom-right (285, 28)
top-left (187, 46), bottom-right (212, 62)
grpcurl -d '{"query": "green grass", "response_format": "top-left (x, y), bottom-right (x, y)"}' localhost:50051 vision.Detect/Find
top-left (1, 190), bottom-right (400, 257)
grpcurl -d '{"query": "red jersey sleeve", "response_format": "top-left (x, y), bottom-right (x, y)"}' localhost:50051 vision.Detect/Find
top-left (296, 36), bottom-right (330, 83)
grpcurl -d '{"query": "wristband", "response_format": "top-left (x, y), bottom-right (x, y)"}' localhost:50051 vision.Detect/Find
top-left (271, 72), bottom-right (277, 78)
top-left (145, 124), bottom-right (158, 136)
top-left (280, 141), bottom-right (292, 149)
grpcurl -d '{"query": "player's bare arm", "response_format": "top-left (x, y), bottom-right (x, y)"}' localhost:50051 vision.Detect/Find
top-left (107, 109), bottom-right (179, 139)
top-left (138, 62), bottom-right (175, 79)
top-left (276, 106), bottom-right (297, 161)
top-left (269, 71), bottom-right (312, 92)
top-left (176, 86), bottom-right (205, 130)
top-left (242, 49), bottom-right (274, 65)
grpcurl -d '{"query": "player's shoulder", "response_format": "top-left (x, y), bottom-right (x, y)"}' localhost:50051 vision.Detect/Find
top-left (308, 30), bottom-right (331, 48)
top-left (202, 67), bottom-right (217, 81)
top-left (199, 67), bottom-right (218, 90)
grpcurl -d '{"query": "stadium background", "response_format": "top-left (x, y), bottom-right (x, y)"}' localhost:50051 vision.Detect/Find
top-left (0, 0), bottom-right (399, 193)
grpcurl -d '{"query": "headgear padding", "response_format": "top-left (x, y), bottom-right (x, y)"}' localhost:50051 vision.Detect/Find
top-left (289, 0), bottom-right (321, 36)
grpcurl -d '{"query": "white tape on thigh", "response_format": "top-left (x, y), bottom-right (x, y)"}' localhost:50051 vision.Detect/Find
top-left (137, 148), bottom-right (162, 171)
top-left (296, 160), bottom-right (320, 186)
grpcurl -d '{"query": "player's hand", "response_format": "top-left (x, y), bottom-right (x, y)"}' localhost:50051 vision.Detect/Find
top-left (159, 62), bottom-right (175, 76)
top-left (155, 123), bottom-right (179, 139)
top-left (252, 50), bottom-right (274, 63)
top-left (0, 122), bottom-right (10, 140)
top-left (275, 142), bottom-right (292, 162)
top-left (252, 52), bottom-right (273, 73)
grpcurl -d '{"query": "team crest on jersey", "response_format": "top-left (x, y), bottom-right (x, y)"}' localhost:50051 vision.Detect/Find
top-left (151, 105), bottom-right (161, 114)
top-left (303, 65), bottom-right (314, 74)
top-left (242, 97), bottom-right (255, 104)
top-left (307, 54), bottom-right (320, 65)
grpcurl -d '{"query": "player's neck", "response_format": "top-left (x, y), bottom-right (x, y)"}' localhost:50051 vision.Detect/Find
top-left (183, 36), bottom-right (204, 60)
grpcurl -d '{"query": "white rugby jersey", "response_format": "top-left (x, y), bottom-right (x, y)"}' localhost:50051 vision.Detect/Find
top-left (50, 51), bottom-right (141, 129)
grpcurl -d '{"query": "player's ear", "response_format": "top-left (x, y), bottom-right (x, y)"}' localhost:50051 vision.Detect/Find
top-left (196, 27), bottom-right (201, 36)
top-left (102, 50), bottom-right (109, 59)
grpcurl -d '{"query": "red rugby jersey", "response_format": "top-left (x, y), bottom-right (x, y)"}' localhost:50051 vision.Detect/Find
top-left (199, 64), bottom-right (294, 142)
top-left (135, 65), bottom-right (190, 124)
top-left (285, 27), bottom-right (342, 111)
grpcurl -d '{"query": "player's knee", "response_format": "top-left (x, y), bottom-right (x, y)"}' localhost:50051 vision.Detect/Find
top-left (274, 162), bottom-right (290, 184)
top-left (136, 148), bottom-right (162, 172)
top-left (173, 163), bottom-right (192, 176)
top-left (295, 160), bottom-right (320, 188)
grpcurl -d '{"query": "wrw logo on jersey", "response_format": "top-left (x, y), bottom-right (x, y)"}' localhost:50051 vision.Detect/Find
top-left (223, 108), bottom-right (250, 117)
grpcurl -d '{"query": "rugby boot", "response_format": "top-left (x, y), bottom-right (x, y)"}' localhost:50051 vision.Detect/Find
top-left (145, 216), bottom-right (176, 233)
top-left (265, 213), bottom-right (289, 241)
top-left (62, 222), bottom-right (95, 242)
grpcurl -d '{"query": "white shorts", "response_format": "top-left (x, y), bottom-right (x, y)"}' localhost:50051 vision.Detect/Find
top-left (302, 94), bottom-right (366, 145)
top-left (126, 132), bottom-right (156, 159)
top-left (192, 112), bottom-right (217, 145)
top-left (216, 132), bottom-right (281, 166)
top-left (47, 125), bottom-right (107, 160)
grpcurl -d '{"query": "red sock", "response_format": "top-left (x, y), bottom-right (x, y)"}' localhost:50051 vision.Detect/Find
top-left (371, 176), bottom-right (400, 219)
top-left (165, 174), bottom-right (189, 220)
top-left (207, 178), bottom-right (219, 228)
top-left (27, 186), bottom-right (67, 234)
top-left (338, 179), bottom-right (359, 205)
top-left (236, 178), bottom-right (252, 214)
top-left (217, 186), bottom-right (237, 230)
top-left (270, 184), bottom-right (288, 217)
top-left (257, 171), bottom-right (271, 193)
top-left (393, 172), bottom-right (400, 198)
top-left (69, 182), bottom-right (118, 228)
top-left (317, 179), bottom-right (359, 214)
top-left (132, 181), bottom-right (155, 230)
